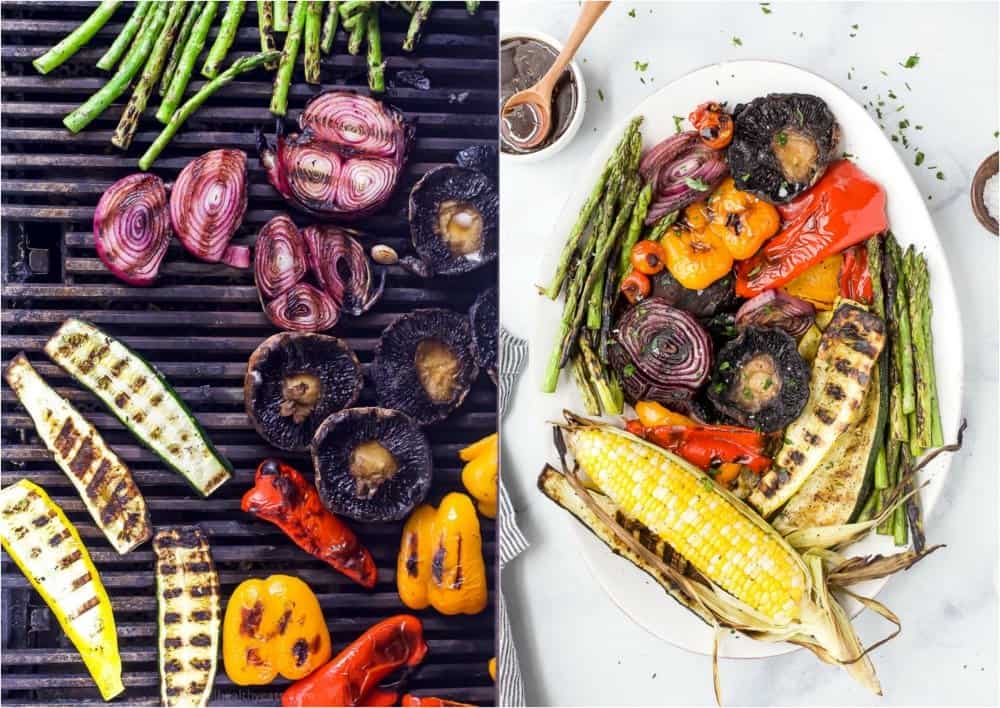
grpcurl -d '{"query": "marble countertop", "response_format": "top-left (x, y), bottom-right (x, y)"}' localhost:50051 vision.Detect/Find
top-left (497, 2), bottom-right (998, 705)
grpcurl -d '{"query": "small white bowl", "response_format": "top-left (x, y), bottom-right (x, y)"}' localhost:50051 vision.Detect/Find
top-left (499, 28), bottom-right (587, 164)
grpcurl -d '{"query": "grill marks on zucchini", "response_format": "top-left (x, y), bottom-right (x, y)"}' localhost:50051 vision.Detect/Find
top-left (0, 481), bottom-right (124, 701)
top-left (154, 527), bottom-right (221, 708)
top-left (749, 304), bottom-right (886, 518)
top-left (5, 353), bottom-right (151, 554)
top-left (44, 319), bottom-right (232, 497)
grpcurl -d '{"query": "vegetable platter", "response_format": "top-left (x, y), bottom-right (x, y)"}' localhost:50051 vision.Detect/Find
top-left (1, 1), bottom-right (499, 705)
top-left (532, 59), bottom-right (963, 673)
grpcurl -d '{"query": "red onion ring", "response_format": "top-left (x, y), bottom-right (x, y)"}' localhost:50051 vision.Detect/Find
top-left (300, 91), bottom-right (407, 159)
top-left (640, 131), bottom-right (728, 225)
top-left (265, 282), bottom-right (339, 332)
top-left (94, 173), bottom-right (171, 287)
top-left (255, 215), bottom-right (308, 299)
top-left (170, 149), bottom-right (248, 265)
top-left (302, 225), bottom-right (383, 316)
top-left (336, 157), bottom-right (399, 215)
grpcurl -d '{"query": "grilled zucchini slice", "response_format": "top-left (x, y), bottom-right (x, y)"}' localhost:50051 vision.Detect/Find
top-left (5, 353), bottom-right (151, 554)
top-left (772, 362), bottom-right (887, 532)
top-left (0, 480), bottom-right (124, 700)
top-left (154, 527), bottom-right (221, 707)
top-left (44, 319), bottom-right (232, 496)
top-left (749, 304), bottom-right (886, 518)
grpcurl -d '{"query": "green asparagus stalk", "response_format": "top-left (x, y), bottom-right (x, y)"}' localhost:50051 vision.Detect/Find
top-left (338, 0), bottom-right (370, 18)
top-left (161, 2), bottom-right (204, 95)
top-left (304, 0), bottom-right (323, 84)
top-left (915, 255), bottom-right (944, 447)
top-left (35, 0), bottom-right (122, 74)
top-left (646, 210), bottom-right (678, 242)
top-left (202, 0), bottom-right (246, 78)
top-left (111, 1), bottom-right (186, 150)
top-left (347, 10), bottom-right (366, 54)
top-left (570, 353), bottom-right (601, 416)
top-left (578, 336), bottom-right (619, 415)
top-left (257, 0), bottom-right (279, 69)
top-left (321, 0), bottom-right (340, 53)
top-left (906, 249), bottom-right (934, 452)
top-left (116, 1), bottom-right (157, 73)
top-left (140, 50), bottom-right (279, 170)
top-left (92, 0), bottom-right (146, 73)
top-left (465, 0), bottom-right (480, 13)
top-left (269, 0), bottom-right (308, 115)
top-left (62, 2), bottom-right (166, 134)
top-left (402, 0), bottom-right (432, 52)
top-left (873, 443), bottom-right (888, 490)
top-left (274, 0), bottom-right (290, 31)
top-left (541, 233), bottom-right (597, 393)
top-left (584, 172), bottom-right (625, 331)
top-left (157, 1), bottom-right (219, 124)
top-left (892, 493), bottom-right (909, 546)
top-left (881, 233), bottom-right (907, 443)
top-left (544, 117), bottom-right (642, 300)
top-left (855, 488), bottom-right (879, 523)
top-left (366, 7), bottom-right (384, 92)
top-left (400, 1), bottom-right (416, 12)
top-left (887, 236), bottom-right (916, 415)
top-left (616, 182), bottom-right (653, 287)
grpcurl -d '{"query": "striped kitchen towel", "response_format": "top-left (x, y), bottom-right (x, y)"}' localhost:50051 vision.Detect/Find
top-left (497, 328), bottom-right (529, 707)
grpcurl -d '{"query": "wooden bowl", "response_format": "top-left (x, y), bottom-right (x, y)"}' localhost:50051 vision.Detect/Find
top-left (971, 151), bottom-right (998, 235)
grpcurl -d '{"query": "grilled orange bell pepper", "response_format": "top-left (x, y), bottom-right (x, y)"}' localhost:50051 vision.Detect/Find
top-left (782, 253), bottom-right (842, 311)
top-left (661, 202), bottom-right (734, 290)
top-left (707, 177), bottom-right (780, 260)
top-left (223, 575), bottom-right (332, 686)
top-left (397, 493), bottom-right (488, 615)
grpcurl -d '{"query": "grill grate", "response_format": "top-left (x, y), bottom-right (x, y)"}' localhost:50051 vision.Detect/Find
top-left (1, 1), bottom-right (499, 704)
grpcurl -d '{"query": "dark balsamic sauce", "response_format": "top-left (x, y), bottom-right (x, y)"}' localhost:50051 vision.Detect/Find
top-left (500, 37), bottom-right (578, 154)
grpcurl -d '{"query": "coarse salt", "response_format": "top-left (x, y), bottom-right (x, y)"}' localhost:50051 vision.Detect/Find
top-left (985, 172), bottom-right (999, 221)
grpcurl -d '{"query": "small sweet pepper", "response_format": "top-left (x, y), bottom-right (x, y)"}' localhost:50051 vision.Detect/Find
top-left (397, 493), bottom-right (488, 615)
top-left (460, 432), bottom-right (498, 518)
top-left (223, 575), bottom-right (332, 686)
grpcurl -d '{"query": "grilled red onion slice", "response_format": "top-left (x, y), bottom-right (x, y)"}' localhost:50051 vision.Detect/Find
top-left (94, 173), bottom-right (171, 286)
top-left (265, 282), bottom-right (339, 332)
top-left (735, 290), bottom-right (816, 338)
top-left (302, 225), bottom-right (384, 316)
top-left (255, 215), bottom-right (308, 299)
top-left (170, 149), bottom-right (249, 266)
top-left (258, 90), bottom-right (413, 220)
top-left (612, 297), bottom-right (712, 402)
top-left (640, 131), bottom-right (728, 225)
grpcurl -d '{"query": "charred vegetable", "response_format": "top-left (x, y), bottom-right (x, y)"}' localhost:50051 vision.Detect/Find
top-left (749, 304), bottom-right (886, 517)
top-left (0, 480), bottom-right (124, 701)
top-left (170, 149), bottom-right (250, 269)
top-left (401, 165), bottom-right (499, 277)
top-left (650, 269), bottom-right (737, 319)
top-left (456, 143), bottom-right (499, 184)
top-left (154, 527), bottom-right (221, 708)
top-left (312, 407), bottom-right (433, 522)
top-left (6, 354), bottom-right (151, 555)
top-left (639, 131), bottom-right (728, 225)
top-left (94, 172), bottom-right (171, 286)
top-left (259, 90), bottom-right (413, 220)
top-left (735, 290), bottom-right (816, 338)
top-left (727, 93), bottom-right (841, 204)
top-left (45, 319), bottom-right (232, 497)
top-left (469, 286), bottom-right (498, 384)
top-left (243, 459), bottom-right (378, 587)
top-left (245, 333), bottom-right (363, 451)
top-left (707, 326), bottom-right (810, 433)
top-left (372, 309), bottom-right (479, 425)
top-left (608, 298), bottom-right (712, 407)
top-left (222, 575), bottom-right (331, 686)
top-left (254, 215), bottom-right (384, 332)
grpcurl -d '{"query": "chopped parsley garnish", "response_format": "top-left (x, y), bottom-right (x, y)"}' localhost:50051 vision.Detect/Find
top-left (712, 382), bottom-right (725, 394)
top-left (888, 89), bottom-right (897, 99)
top-left (899, 119), bottom-right (910, 129)
top-left (684, 176), bottom-right (711, 191)
top-left (763, 378), bottom-right (773, 390)
top-left (915, 151), bottom-right (925, 166)
top-left (842, 152), bottom-right (855, 159)
top-left (776, 131), bottom-right (788, 145)
top-left (673, 115), bottom-right (684, 133)
top-left (994, 130), bottom-right (999, 138)
top-left (700, 478), bottom-right (714, 492)
top-left (633, 60), bottom-right (649, 72)
top-left (743, 387), bottom-right (753, 400)
top-left (760, 2), bottom-right (772, 13)
top-left (748, 263), bottom-right (763, 278)
top-left (623, 364), bottom-right (636, 377)
top-left (597, 89), bottom-right (604, 102)
top-left (741, 172), bottom-right (751, 181)
top-left (795, 107), bottom-right (804, 125)
top-left (936, 171), bottom-right (945, 180)
top-left (719, 361), bottom-right (731, 371)
top-left (628, 7), bottom-right (636, 17)
top-left (901, 53), bottom-right (920, 69)
top-left (852, 23), bottom-right (859, 29)
top-left (731, 36), bottom-right (743, 47)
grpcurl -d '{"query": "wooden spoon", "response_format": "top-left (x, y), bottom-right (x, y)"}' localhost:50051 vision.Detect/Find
top-left (502, 1), bottom-right (610, 150)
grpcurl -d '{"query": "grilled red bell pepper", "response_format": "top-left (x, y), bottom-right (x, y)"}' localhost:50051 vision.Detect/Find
top-left (839, 243), bottom-right (873, 304)
top-left (735, 160), bottom-right (887, 297)
top-left (629, 422), bottom-right (772, 474)
top-left (401, 696), bottom-right (476, 707)
top-left (242, 459), bottom-right (377, 588)
top-left (282, 615), bottom-right (428, 707)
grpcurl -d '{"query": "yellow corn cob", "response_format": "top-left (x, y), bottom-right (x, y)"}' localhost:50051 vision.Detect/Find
top-left (568, 427), bottom-right (805, 625)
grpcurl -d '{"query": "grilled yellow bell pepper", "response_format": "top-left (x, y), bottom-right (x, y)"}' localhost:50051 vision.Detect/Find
top-left (397, 493), bottom-right (488, 615)
top-left (222, 575), bottom-right (331, 685)
top-left (460, 433), bottom-right (498, 518)
top-left (0, 480), bottom-right (123, 700)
